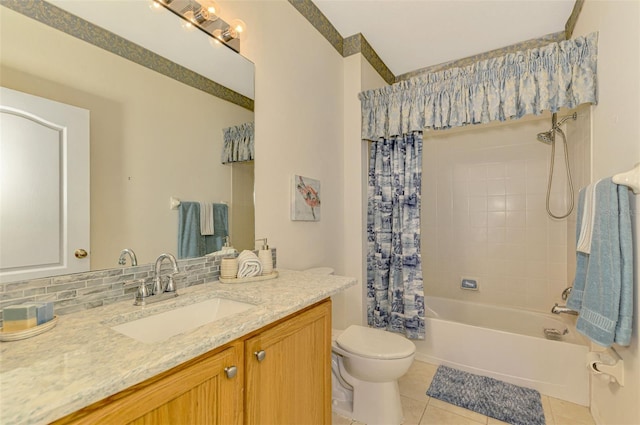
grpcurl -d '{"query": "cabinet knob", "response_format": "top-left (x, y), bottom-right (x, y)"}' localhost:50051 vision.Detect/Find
top-left (224, 365), bottom-right (237, 379)
top-left (254, 350), bottom-right (266, 362)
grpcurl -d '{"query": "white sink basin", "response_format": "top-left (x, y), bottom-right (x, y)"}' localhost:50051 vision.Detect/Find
top-left (111, 298), bottom-right (255, 343)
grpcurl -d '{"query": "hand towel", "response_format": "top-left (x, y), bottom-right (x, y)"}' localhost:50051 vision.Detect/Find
top-left (237, 250), bottom-right (262, 278)
top-left (213, 203), bottom-right (229, 238)
top-left (567, 178), bottom-right (633, 347)
top-left (178, 202), bottom-right (226, 259)
top-left (576, 181), bottom-right (597, 254)
top-left (200, 202), bottom-right (215, 236)
top-left (178, 202), bottom-right (201, 259)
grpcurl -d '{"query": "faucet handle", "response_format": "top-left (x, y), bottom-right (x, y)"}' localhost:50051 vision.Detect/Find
top-left (165, 275), bottom-right (177, 293)
top-left (135, 279), bottom-right (150, 301)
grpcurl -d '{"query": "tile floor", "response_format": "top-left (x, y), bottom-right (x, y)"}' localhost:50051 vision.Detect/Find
top-left (332, 360), bottom-right (596, 425)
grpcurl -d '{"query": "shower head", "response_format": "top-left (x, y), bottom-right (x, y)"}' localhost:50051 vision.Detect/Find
top-left (536, 112), bottom-right (577, 144)
top-left (537, 130), bottom-right (555, 144)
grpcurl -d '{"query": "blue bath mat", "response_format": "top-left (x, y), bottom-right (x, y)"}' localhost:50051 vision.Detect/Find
top-left (426, 365), bottom-right (545, 425)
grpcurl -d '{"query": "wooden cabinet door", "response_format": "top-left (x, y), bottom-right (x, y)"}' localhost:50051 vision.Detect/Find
top-left (54, 341), bottom-right (243, 425)
top-left (244, 300), bottom-right (331, 425)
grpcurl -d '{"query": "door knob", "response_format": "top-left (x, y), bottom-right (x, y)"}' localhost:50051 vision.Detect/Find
top-left (224, 365), bottom-right (237, 379)
top-left (75, 249), bottom-right (88, 259)
top-left (254, 350), bottom-right (266, 362)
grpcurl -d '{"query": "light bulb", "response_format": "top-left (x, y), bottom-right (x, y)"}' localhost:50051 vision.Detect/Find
top-left (229, 19), bottom-right (247, 40)
top-left (148, 0), bottom-right (163, 11)
top-left (201, 0), bottom-right (220, 17)
top-left (192, 7), bottom-right (209, 24)
top-left (182, 11), bottom-right (195, 30)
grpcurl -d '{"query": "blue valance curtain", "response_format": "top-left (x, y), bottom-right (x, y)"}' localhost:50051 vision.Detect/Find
top-left (221, 122), bottom-right (254, 164)
top-left (359, 32), bottom-right (598, 140)
top-left (367, 131), bottom-right (425, 339)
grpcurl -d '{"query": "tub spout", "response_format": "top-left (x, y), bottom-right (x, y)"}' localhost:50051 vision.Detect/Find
top-left (551, 303), bottom-right (578, 315)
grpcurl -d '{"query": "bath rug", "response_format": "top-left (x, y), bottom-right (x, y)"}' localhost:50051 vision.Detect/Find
top-left (426, 365), bottom-right (545, 425)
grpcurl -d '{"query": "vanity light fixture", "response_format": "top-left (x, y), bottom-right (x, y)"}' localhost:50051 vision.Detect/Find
top-left (213, 19), bottom-right (246, 42)
top-left (152, 0), bottom-right (246, 53)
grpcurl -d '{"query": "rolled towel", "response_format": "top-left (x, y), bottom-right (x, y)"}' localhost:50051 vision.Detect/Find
top-left (237, 250), bottom-right (262, 278)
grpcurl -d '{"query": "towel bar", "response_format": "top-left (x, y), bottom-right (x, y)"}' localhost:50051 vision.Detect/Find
top-left (170, 197), bottom-right (181, 210)
top-left (612, 163), bottom-right (640, 194)
top-left (169, 197), bottom-right (229, 210)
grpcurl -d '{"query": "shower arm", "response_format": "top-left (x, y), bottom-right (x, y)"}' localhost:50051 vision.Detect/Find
top-left (553, 112), bottom-right (577, 130)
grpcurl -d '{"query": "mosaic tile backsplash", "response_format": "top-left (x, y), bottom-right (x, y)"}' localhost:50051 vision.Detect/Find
top-left (0, 249), bottom-right (276, 327)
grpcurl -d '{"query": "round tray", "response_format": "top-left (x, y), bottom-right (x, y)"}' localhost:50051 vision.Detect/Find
top-left (0, 316), bottom-right (58, 342)
top-left (219, 271), bottom-right (278, 284)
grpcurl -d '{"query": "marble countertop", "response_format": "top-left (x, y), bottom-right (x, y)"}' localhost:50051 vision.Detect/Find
top-left (0, 270), bottom-right (356, 424)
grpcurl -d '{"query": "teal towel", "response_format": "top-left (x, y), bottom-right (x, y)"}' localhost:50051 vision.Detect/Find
top-left (567, 178), bottom-right (633, 347)
top-left (178, 202), bottom-right (229, 259)
top-left (213, 203), bottom-right (229, 239)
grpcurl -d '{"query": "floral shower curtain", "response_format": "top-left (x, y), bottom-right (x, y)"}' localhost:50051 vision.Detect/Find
top-left (367, 131), bottom-right (425, 339)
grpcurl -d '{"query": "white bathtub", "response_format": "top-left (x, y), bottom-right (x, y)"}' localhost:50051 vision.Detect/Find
top-left (415, 296), bottom-right (589, 406)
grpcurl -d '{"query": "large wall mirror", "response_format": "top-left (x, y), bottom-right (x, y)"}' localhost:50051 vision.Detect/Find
top-left (0, 0), bottom-right (255, 281)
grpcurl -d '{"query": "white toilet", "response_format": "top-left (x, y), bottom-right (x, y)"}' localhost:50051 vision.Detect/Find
top-left (303, 267), bottom-right (416, 425)
top-left (332, 325), bottom-right (416, 425)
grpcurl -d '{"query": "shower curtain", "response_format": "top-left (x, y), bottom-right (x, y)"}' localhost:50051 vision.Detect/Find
top-left (367, 131), bottom-right (425, 339)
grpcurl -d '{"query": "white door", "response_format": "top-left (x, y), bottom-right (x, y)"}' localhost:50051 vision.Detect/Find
top-left (0, 87), bottom-right (90, 283)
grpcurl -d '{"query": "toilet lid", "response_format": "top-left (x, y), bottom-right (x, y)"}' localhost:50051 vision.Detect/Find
top-left (336, 325), bottom-right (416, 360)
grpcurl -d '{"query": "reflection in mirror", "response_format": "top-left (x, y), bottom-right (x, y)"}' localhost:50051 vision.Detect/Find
top-left (0, 2), bottom-right (255, 281)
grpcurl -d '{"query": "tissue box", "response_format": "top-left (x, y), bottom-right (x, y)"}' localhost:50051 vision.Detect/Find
top-left (3, 304), bottom-right (37, 332)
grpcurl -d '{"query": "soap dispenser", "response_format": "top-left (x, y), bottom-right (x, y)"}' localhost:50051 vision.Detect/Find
top-left (256, 238), bottom-right (273, 275)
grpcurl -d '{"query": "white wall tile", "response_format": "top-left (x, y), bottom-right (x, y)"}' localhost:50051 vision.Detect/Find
top-left (421, 116), bottom-right (585, 312)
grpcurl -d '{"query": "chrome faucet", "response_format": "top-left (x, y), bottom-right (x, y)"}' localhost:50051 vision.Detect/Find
top-left (551, 303), bottom-right (578, 315)
top-left (152, 253), bottom-right (179, 295)
top-left (118, 248), bottom-right (138, 266)
top-left (133, 253), bottom-right (179, 306)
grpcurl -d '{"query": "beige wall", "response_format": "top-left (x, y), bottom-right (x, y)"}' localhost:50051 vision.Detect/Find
top-left (224, 1), bottom-right (346, 271)
top-left (0, 8), bottom-right (253, 269)
top-left (333, 54), bottom-right (386, 329)
top-left (573, 1), bottom-right (640, 424)
top-left (220, 1), bottom-right (387, 328)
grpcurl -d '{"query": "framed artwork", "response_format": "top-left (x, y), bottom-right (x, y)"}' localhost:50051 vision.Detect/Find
top-left (291, 175), bottom-right (321, 221)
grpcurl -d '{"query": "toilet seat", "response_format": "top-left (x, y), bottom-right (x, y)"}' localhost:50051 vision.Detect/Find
top-left (336, 325), bottom-right (415, 360)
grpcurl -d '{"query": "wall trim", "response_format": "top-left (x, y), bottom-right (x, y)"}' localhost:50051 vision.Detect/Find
top-left (0, 0), bottom-right (254, 111)
top-left (396, 31), bottom-right (566, 82)
top-left (290, 0), bottom-right (583, 86)
top-left (288, 0), bottom-right (395, 85)
top-left (565, 0), bottom-right (585, 39)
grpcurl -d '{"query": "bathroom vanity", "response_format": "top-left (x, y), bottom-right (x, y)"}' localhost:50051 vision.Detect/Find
top-left (0, 270), bottom-right (355, 424)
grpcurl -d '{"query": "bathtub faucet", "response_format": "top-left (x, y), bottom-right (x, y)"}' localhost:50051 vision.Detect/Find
top-left (551, 303), bottom-right (578, 315)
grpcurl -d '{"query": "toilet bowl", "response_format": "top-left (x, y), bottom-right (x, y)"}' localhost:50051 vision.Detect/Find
top-left (331, 325), bottom-right (416, 425)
